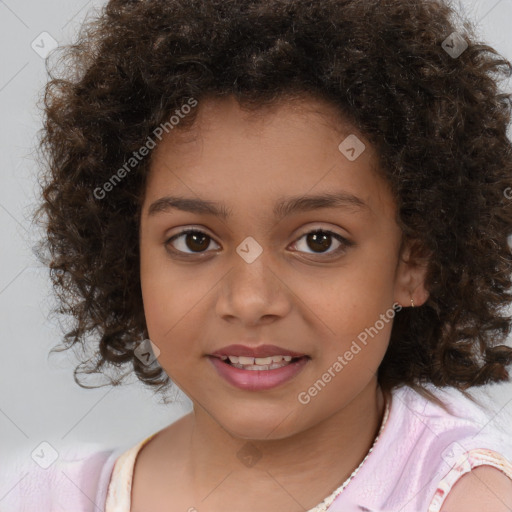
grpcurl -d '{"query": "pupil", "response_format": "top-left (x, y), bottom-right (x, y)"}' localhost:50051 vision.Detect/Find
top-left (186, 232), bottom-right (209, 252)
top-left (307, 231), bottom-right (331, 252)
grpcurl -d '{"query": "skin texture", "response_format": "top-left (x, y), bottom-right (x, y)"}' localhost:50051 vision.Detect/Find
top-left (135, 95), bottom-right (429, 511)
top-left (441, 465), bottom-right (512, 512)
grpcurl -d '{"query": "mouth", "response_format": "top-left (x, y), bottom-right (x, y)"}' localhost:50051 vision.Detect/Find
top-left (207, 354), bottom-right (311, 391)
top-left (211, 354), bottom-right (309, 371)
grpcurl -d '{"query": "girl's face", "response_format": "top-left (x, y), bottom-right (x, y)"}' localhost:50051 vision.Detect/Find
top-left (139, 95), bottom-right (428, 439)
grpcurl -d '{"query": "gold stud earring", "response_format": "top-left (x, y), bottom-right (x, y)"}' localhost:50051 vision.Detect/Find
top-left (410, 297), bottom-right (415, 308)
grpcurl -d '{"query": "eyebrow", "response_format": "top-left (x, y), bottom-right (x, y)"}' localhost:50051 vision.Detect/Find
top-left (147, 191), bottom-right (369, 220)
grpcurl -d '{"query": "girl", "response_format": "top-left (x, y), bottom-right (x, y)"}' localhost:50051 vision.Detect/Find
top-left (3, 0), bottom-right (512, 511)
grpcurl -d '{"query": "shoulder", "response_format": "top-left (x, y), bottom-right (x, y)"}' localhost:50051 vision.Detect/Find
top-left (390, 386), bottom-right (512, 511)
top-left (426, 446), bottom-right (512, 512)
top-left (441, 465), bottom-right (512, 512)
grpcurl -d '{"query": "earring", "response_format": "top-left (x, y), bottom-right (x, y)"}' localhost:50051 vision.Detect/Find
top-left (410, 297), bottom-right (415, 308)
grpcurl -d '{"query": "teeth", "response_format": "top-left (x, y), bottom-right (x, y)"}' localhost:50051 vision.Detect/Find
top-left (221, 354), bottom-right (299, 369)
top-left (255, 357), bottom-right (273, 365)
top-left (232, 362), bottom-right (289, 370)
top-left (225, 355), bottom-right (296, 365)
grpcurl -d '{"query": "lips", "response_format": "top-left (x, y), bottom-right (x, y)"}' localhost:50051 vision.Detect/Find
top-left (209, 344), bottom-right (307, 359)
top-left (208, 353), bottom-right (310, 390)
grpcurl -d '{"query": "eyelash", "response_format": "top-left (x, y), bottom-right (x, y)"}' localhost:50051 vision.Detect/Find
top-left (164, 228), bottom-right (353, 259)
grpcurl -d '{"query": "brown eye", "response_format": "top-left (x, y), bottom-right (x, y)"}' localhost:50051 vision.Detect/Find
top-left (306, 231), bottom-right (333, 252)
top-left (293, 229), bottom-right (352, 256)
top-left (165, 229), bottom-right (219, 255)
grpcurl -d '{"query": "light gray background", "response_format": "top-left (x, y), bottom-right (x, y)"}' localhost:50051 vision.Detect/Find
top-left (1, 0), bottom-right (512, 487)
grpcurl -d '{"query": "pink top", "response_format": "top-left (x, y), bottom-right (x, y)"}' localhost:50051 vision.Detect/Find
top-left (2, 383), bottom-right (512, 511)
top-left (330, 383), bottom-right (512, 511)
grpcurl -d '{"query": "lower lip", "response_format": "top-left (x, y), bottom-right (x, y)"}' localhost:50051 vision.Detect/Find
top-left (207, 356), bottom-right (310, 391)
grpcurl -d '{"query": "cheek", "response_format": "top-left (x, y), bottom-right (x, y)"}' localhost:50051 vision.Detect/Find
top-left (343, 238), bottom-right (399, 308)
top-left (140, 271), bottom-right (189, 343)
top-left (288, 245), bottom-right (397, 364)
top-left (139, 266), bottom-right (198, 380)
top-left (139, 241), bottom-right (180, 342)
top-left (295, 256), bottom-right (395, 324)
top-left (139, 243), bottom-right (212, 360)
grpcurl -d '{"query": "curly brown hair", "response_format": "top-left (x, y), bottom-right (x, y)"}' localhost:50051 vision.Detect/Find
top-left (34, 0), bottom-right (512, 409)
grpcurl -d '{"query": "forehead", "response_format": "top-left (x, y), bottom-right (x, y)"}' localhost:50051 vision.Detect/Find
top-left (154, 94), bottom-right (357, 146)
top-left (143, 95), bottom-right (396, 221)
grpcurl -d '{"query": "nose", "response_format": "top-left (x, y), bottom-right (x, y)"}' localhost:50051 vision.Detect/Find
top-left (215, 251), bottom-right (292, 326)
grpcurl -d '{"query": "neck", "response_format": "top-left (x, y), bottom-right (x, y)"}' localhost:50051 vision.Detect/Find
top-left (180, 381), bottom-right (387, 509)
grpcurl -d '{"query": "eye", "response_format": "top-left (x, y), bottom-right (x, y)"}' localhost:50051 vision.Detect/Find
top-left (291, 229), bottom-right (353, 257)
top-left (165, 228), bottom-right (220, 255)
top-left (164, 227), bottom-right (353, 258)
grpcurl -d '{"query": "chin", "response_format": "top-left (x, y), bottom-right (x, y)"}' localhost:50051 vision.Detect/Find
top-left (215, 407), bottom-right (304, 441)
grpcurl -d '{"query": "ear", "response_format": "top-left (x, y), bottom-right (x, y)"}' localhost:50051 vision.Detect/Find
top-left (394, 237), bottom-right (431, 308)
